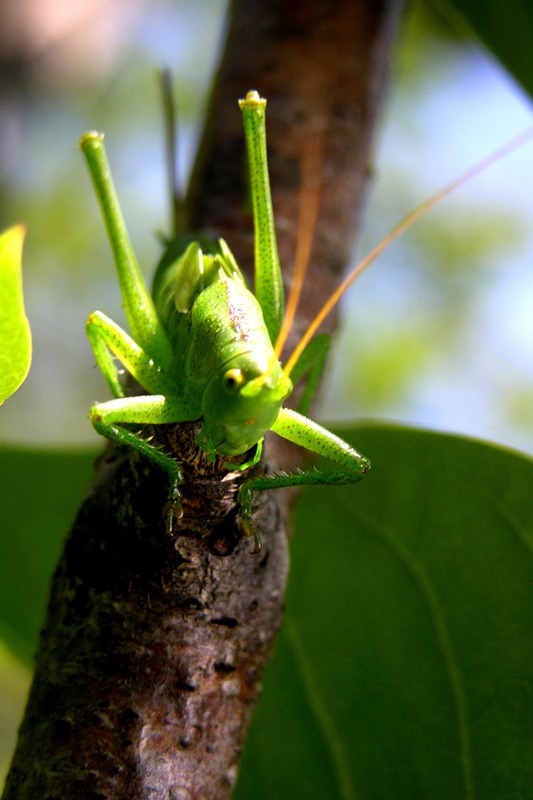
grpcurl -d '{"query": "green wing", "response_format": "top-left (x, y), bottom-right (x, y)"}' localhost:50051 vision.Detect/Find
top-left (152, 237), bottom-right (246, 323)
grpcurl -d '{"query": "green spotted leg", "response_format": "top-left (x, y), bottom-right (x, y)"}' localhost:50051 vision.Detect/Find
top-left (89, 394), bottom-right (193, 530)
top-left (86, 310), bottom-right (199, 530)
top-left (237, 408), bottom-right (371, 550)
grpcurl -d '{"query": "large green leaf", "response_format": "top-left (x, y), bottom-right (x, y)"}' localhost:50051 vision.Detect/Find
top-left (2, 428), bottom-right (532, 795)
top-left (0, 226), bottom-right (31, 405)
top-left (236, 425), bottom-right (533, 799)
top-left (0, 447), bottom-right (96, 664)
top-left (442, 0), bottom-right (533, 98)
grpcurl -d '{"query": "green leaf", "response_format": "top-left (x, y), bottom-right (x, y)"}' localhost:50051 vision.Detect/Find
top-left (442, 0), bottom-right (533, 98)
top-left (0, 447), bottom-right (96, 664)
top-left (0, 226), bottom-right (32, 405)
top-left (236, 425), bottom-right (533, 799)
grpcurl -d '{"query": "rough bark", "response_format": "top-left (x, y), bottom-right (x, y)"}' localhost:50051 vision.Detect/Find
top-left (2, 0), bottom-right (402, 798)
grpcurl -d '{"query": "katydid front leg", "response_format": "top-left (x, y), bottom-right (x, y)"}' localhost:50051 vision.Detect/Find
top-left (90, 395), bottom-right (185, 528)
top-left (238, 408), bottom-right (371, 545)
top-left (87, 311), bottom-right (200, 529)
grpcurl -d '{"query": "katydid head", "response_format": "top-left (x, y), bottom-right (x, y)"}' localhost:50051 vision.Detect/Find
top-left (200, 351), bottom-right (292, 456)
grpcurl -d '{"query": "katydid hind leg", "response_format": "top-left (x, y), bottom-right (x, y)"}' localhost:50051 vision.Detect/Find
top-left (288, 333), bottom-right (330, 416)
top-left (239, 92), bottom-right (284, 344)
top-left (86, 310), bottom-right (180, 397)
top-left (80, 132), bottom-right (173, 367)
top-left (86, 311), bottom-right (128, 399)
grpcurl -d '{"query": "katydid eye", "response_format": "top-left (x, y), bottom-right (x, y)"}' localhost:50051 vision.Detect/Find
top-left (222, 368), bottom-right (244, 394)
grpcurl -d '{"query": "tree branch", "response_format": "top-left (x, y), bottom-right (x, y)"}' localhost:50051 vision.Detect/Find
top-left (2, 0), bottom-right (402, 797)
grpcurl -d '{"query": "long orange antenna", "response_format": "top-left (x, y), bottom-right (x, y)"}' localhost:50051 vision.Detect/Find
top-left (274, 122), bottom-right (325, 359)
top-left (283, 127), bottom-right (533, 379)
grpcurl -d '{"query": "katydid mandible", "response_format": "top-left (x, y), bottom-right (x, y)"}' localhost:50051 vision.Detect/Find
top-left (80, 91), bottom-right (532, 552)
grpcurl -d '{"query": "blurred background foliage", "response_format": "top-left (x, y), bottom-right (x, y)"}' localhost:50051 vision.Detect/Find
top-left (0, 0), bottom-right (531, 453)
top-left (0, 0), bottom-right (532, 787)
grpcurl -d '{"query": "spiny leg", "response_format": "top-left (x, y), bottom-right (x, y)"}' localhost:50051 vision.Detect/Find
top-left (90, 394), bottom-right (199, 531)
top-left (238, 407), bottom-right (370, 550)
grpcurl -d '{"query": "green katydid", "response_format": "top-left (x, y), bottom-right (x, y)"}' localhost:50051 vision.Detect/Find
top-left (80, 91), bottom-right (532, 552)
